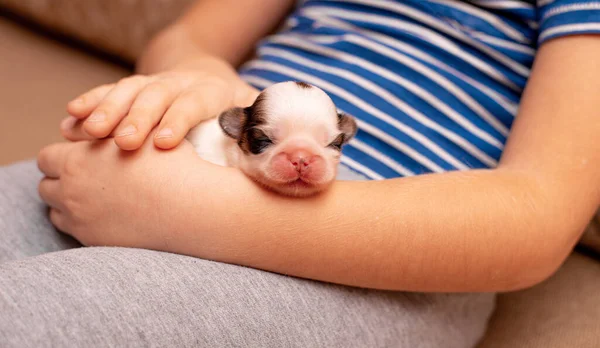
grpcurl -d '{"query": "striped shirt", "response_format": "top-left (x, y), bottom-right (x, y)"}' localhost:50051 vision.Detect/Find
top-left (239, 0), bottom-right (600, 179)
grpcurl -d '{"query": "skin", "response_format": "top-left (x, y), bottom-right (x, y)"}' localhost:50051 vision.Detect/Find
top-left (38, 1), bottom-right (600, 292)
top-left (62, 0), bottom-right (296, 150)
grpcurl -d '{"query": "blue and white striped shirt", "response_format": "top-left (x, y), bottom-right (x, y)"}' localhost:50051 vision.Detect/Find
top-left (239, 0), bottom-right (600, 179)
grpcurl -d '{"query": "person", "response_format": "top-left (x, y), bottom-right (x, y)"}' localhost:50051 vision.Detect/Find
top-left (2, 0), bottom-right (599, 346)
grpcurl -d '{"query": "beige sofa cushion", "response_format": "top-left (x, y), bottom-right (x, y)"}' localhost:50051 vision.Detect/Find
top-left (0, 0), bottom-right (194, 62)
top-left (478, 252), bottom-right (600, 348)
top-left (0, 16), bottom-right (128, 165)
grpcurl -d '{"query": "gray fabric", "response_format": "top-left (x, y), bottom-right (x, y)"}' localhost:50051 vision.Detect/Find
top-left (0, 161), bottom-right (79, 263)
top-left (0, 161), bottom-right (495, 348)
top-left (337, 163), bottom-right (370, 181)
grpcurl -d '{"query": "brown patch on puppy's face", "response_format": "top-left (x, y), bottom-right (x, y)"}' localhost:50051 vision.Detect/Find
top-left (237, 94), bottom-right (272, 155)
top-left (295, 81), bottom-right (312, 89)
top-left (219, 94), bottom-right (280, 158)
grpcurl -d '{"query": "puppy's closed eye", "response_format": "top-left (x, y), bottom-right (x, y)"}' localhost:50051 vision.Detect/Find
top-left (328, 134), bottom-right (345, 151)
top-left (248, 128), bottom-right (273, 154)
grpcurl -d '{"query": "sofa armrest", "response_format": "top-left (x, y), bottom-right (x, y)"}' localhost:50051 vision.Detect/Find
top-left (0, 0), bottom-right (194, 62)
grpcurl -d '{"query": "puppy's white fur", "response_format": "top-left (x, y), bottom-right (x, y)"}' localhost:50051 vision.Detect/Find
top-left (186, 81), bottom-right (355, 196)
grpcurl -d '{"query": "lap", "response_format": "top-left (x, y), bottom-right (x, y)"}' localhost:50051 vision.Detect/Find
top-left (0, 247), bottom-right (495, 348)
top-left (0, 161), bottom-right (79, 263)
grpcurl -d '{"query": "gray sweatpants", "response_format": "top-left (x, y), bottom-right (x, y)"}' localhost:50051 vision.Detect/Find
top-left (0, 161), bottom-right (495, 348)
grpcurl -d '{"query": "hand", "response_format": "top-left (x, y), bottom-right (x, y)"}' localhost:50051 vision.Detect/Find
top-left (36, 136), bottom-right (219, 248)
top-left (62, 56), bottom-right (259, 150)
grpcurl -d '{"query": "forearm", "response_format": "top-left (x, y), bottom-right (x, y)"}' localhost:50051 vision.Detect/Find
top-left (136, 0), bottom-right (295, 74)
top-left (136, 29), bottom-right (245, 93)
top-left (135, 22), bottom-right (250, 82)
top-left (161, 165), bottom-right (557, 293)
top-left (136, 23), bottom-right (213, 74)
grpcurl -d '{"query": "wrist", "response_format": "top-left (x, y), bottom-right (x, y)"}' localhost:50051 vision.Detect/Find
top-left (173, 56), bottom-right (259, 107)
top-left (136, 23), bottom-right (215, 74)
top-left (147, 158), bottom-right (253, 257)
top-left (138, 30), bottom-right (258, 106)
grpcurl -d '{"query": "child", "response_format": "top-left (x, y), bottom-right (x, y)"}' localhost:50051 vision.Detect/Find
top-left (3, 1), bottom-right (600, 346)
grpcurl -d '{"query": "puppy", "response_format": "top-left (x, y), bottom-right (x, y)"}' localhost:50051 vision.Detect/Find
top-left (186, 81), bottom-right (357, 197)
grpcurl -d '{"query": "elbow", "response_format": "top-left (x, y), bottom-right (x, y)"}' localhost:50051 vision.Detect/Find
top-left (502, 249), bottom-right (567, 292)
top-left (495, 224), bottom-right (577, 292)
top-left (490, 170), bottom-right (583, 292)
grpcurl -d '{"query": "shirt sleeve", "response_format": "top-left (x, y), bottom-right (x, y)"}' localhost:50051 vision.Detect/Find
top-left (538, 0), bottom-right (600, 45)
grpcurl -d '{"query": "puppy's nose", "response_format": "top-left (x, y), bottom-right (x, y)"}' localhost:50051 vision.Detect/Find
top-left (287, 150), bottom-right (314, 172)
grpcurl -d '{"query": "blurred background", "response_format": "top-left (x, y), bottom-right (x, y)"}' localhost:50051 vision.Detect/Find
top-left (0, 0), bottom-right (194, 165)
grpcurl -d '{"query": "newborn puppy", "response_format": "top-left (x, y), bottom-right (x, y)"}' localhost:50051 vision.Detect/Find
top-left (186, 81), bottom-right (357, 197)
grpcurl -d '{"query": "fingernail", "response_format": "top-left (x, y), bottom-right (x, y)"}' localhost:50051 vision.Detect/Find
top-left (116, 124), bottom-right (137, 137)
top-left (87, 111), bottom-right (106, 123)
top-left (60, 116), bottom-right (77, 130)
top-left (155, 128), bottom-right (173, 139)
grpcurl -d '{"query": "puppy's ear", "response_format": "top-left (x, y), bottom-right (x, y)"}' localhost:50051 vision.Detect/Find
top-left (218, 107), bottom-right (247, 140)
top-left (337, 112), bottom-right (358, 144)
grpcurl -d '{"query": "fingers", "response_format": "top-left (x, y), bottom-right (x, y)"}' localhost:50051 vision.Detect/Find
top-left (63, 75), bottom-right (259, 151)
top-left (154, 81), bottom-right (232, 149)
top-left (82, 76), bottom-right (150, 139)
top-left (37, 142), bottom-right (73, 178)
top-left (60, 116), bottom-right (96, 141)
top-left (67, 84), bottom-right (114, 119)
top-left (38, 178), bottom-right (64, 210)
top-left (113, 80), bottom-right (179, 150)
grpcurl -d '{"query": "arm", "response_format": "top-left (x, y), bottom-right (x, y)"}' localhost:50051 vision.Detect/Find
top-left (38, 36), bottom-right (600, 293)
top-left (151, 35), bottom-right (600, 292)
top-left (137, 0), bottom-right (295, 73)
top-left (63, 0), bottom-right (295, 150)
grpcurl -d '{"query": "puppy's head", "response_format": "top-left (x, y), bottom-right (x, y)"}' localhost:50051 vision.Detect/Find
top-left (218, 81), bottom-right (357, 197)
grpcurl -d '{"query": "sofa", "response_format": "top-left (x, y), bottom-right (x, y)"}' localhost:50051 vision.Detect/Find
top-left (1, 3), bottom-right (599, 347)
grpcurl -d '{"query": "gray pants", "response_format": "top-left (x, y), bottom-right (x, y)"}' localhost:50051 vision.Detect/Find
top-left (0, 161), bottom-right (495, 348)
